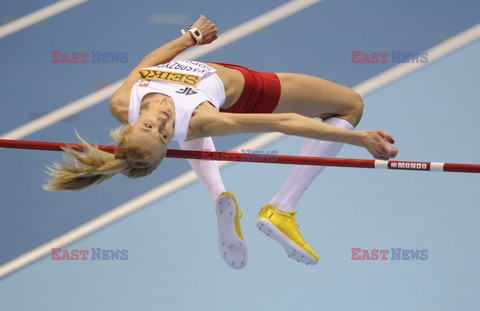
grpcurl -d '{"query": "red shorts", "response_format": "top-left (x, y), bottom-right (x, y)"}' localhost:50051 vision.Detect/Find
top-left (211, 62), bottom-right (281, 114)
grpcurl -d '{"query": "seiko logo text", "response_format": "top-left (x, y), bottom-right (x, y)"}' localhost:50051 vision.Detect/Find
top-left (139, 69), bottom-right (201, 87)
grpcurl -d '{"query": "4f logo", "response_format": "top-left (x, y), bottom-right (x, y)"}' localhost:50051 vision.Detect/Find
top-left (139, 80), bottom-right (150, 87)
top-left (176, 87), bottom-right (198, 95)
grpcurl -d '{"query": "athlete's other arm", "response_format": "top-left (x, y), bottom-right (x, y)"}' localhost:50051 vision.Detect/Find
top-left (192, 111), bottom-right (398, 160)
top-left (109, 15), bottom-right (218, 123)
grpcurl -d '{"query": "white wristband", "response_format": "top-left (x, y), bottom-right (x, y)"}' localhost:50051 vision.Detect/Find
top-left (181, 27), bottom-right (202, 45)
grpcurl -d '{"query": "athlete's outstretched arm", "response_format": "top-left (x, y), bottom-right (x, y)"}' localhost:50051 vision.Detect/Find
top-left (194, 111), bottom-right (398, 160)
top-left (109, 15), bottom-right (218, 123)
top-left (122, 15), bottom-right (217, 87)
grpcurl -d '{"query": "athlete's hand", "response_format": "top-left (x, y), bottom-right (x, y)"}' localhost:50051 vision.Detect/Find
top-left (361, 129), bottom-right (398, 160)
top-left (190, 15), bottom-right (218, 45)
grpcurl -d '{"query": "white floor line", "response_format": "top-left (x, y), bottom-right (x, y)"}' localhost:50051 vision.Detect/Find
top-left (0, 0), bottom-right (88, 39)
top-left (0, 81), bottom-right (123, 140)
top-left (0, 0), bottom-right (321, 140)
top-left (1, 18), bottom-right (479, 279)
top-left (355, 23), bottom-right (480, 96)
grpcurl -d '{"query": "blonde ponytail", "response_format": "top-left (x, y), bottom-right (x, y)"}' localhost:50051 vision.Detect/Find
top-left (44, 127), bottom-right (161, 191)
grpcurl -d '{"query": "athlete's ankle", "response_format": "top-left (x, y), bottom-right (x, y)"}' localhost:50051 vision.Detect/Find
top-left (268, 202), bottom-right (295, 213)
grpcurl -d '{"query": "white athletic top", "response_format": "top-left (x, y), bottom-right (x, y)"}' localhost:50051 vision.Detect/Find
top-left (129, 60), bottom-right (226, 141)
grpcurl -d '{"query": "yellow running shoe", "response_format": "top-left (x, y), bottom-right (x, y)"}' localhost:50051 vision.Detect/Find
top-left (256, 204), bottom-right (319, 265)
top-left (215, 192), bottom-right (247, 269)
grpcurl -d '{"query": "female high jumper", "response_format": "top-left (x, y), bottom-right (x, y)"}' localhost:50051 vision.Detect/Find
top-left (44, 15), bottom-right (398, 269)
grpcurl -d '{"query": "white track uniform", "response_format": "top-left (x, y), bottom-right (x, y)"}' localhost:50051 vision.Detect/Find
top-left (128, 60), bottom-right (225, 141)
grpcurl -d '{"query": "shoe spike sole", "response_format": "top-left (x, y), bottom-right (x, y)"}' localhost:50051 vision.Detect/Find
top-left (216, 196), bottom-right (247, 269)
top-left (256, 218), bottom-right (318, 265)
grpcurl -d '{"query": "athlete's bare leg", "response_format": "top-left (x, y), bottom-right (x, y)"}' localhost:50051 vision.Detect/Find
top-left (273, 73), bottom-right (363, 126)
